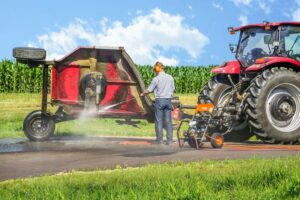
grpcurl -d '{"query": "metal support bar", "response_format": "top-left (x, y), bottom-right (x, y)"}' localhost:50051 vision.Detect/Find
top-left (194, 136), bottom-right (199, 150)
top-left (181, 105), bottom-right (197, 109)
top-left (41, 64), bottom-right (49, 116)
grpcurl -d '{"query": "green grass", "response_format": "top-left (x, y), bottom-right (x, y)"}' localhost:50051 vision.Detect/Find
top-left (0, 93), bottom-right (198, 139)
top-left (0, 157), bottom-right (300, 199)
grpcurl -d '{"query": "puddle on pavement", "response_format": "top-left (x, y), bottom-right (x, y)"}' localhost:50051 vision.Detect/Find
top-left (0, 138), bottom-right (71, 153)
top-left (0, 136), bottom-right (175, 153)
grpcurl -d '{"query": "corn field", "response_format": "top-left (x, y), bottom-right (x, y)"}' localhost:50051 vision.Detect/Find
top-left (0, 60), bottom-right (214, 94)
top-left (0, 60), bottom-right (49, 93)
top-left (137, 65), bottom-right (214, 93)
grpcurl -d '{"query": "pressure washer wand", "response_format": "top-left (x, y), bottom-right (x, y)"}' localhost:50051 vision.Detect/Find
top-left (98, 97), bottom-right (137, 112)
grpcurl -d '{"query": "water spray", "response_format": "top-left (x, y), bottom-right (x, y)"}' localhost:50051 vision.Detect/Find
top-left (98, 97), bottom-right (137, 113)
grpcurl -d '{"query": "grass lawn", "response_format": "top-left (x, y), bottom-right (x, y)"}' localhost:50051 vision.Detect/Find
top-left (0, 93), bottom-right (198, 139)
top-left (0, 157), bottom-right (300, 199)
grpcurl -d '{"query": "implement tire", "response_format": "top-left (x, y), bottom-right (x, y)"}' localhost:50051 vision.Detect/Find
top-left (23, 110), bottom-right (55, 141)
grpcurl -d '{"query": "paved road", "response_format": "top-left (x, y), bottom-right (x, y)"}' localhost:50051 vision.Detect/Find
top-left (0, 136), bottom-right (299, 181)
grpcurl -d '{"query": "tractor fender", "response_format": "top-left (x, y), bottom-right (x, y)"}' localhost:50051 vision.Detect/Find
top-left (246, 57), bottom-right (300, 71)
top-left (211, 60), bottom-right (241, 74)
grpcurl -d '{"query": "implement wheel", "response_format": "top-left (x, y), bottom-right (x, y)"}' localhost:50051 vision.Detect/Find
top-left (210, 133), bottom-right (224, 148)
top-left (23, 110), bottom-right (55, 141)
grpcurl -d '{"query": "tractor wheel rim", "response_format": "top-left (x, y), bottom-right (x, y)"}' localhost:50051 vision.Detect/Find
top-left (266, 83), bottom-right (300, 132)
top-left (31, 118), bottom-right (49, 138)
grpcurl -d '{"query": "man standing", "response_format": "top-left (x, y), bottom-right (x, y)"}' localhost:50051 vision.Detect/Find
top-left (141, 61), bottom-right (175, 145)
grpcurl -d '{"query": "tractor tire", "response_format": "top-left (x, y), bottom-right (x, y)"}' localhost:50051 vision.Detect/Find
top-left (201, 75), bottom-right (253, 141)
top-left (245, 67), bottom-right (300, 144)
top-left (23, 110), bottom-right (55, 141)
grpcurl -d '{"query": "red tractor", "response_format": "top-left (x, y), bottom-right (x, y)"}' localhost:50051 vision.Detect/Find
top-left (201, 21), bottom-right (300, 144)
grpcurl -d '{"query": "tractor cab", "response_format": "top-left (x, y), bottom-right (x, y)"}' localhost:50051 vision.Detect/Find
top-left (229, 22), bottom-right (300, 68)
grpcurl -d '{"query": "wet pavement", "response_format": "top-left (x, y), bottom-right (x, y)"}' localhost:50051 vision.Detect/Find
top-left (0, 136), bottom-right (299, 181)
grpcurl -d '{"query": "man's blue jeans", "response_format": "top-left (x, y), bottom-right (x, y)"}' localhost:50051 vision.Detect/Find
top-left (154, 98), bottom-right (173, 143)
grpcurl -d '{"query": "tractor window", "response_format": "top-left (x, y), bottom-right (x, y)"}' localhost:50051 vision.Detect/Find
top-left (237, 27), bottom-right (275, 67)
top-left (280, 26), bottom-right (300, 61)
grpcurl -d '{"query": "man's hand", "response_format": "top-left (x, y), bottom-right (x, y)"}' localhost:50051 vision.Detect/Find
top-left (140, 90), bottom-right (149, 97)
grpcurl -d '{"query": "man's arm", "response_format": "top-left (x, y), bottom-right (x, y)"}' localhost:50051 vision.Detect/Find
top-left (141, 77), bottom-right (157, 96)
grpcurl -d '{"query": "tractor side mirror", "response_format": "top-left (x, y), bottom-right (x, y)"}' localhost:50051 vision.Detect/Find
top-left (229, 44), bottom-right (237, 53)
top-left (263, 35), bottom-right (273, 45)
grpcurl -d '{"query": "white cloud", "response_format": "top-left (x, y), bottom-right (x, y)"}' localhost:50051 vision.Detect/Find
top-left (212, 2), bottom-right (224, 11)
top-left (188, 5), bottom-right (193, 10)
top-left (293, 9), bottom-right (300, 21)
top-left (232, 0), bottom-right (253, 6)
top-left (157, 56), bottom-right (179, 66)
top-left (238, 15), bottom-right (248, 26)
top-left (292, 0), bottom-right (300, 21)
top-left (231, 0), bottom-right (274, 14)
top-left (100, 17), bottom-right (109, 31)
top-left (27, 9), bottom-right (209, 66)
top-left (283, 11), bottom-right (291, 18)
top-left (257, 0), bottom-right (272, 14)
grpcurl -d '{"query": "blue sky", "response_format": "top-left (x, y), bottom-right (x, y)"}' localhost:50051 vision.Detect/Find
top-left (1, 0), bottom-right (300, 66)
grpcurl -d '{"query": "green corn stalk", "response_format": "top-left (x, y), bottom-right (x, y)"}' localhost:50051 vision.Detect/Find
top-left (0, 60), bottom-right (214, 94)
top-left (137, 64), bottom-right (214, 94)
